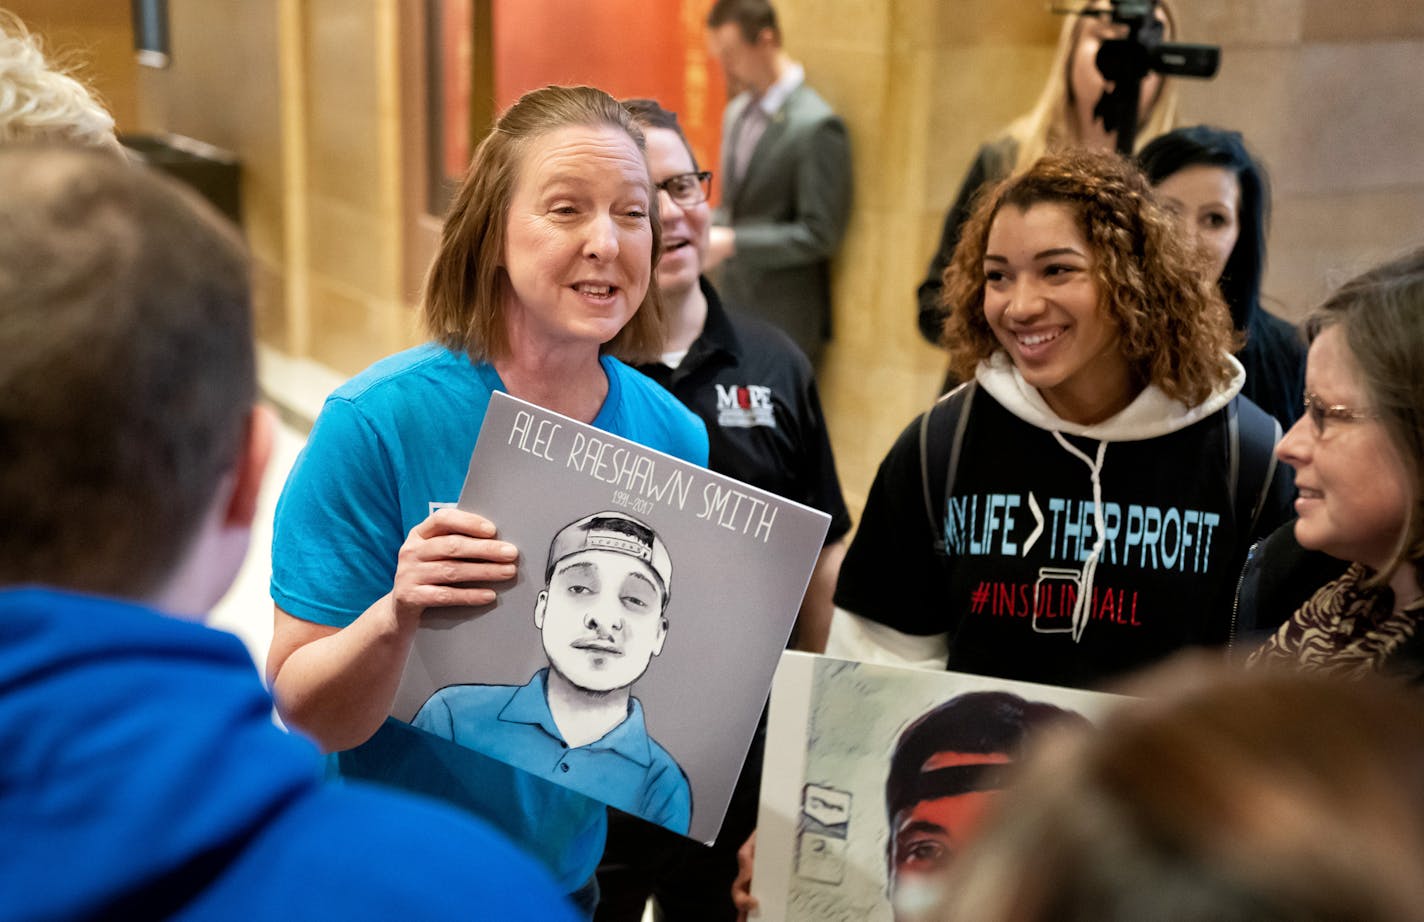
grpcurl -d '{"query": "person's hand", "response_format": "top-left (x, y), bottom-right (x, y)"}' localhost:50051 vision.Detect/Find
top-left (732, 830), bottom-right (758, 920)
top-left (707, 225), bottom-right (736, 270)
top-left (390, 508), bottom-right (518, 628)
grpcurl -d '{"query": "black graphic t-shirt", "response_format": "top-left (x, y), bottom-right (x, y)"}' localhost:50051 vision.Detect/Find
top-left (834, 390), bottom-right (1293, 689)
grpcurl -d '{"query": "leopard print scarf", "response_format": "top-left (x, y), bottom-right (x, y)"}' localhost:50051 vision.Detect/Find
top-left (1248, 563), bottom-right (1420, 680)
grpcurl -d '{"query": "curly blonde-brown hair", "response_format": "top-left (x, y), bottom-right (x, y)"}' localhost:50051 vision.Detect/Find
top-left (942, 148), bottom-right (1238, 407)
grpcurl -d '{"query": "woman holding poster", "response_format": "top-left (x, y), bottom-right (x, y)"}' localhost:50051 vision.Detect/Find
top-left (828, 149), bottom-right (1292, 690)
top-left (265, 86), bottom-right (708, 915)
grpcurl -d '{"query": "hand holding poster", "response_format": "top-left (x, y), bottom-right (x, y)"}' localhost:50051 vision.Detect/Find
top-left (752, 652), bottom-right (1125, 921)
top-left (392, 392), bottom-right (831, 843)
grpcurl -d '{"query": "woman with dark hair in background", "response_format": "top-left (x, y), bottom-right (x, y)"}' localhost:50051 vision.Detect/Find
top-left (1139, 125), bottom-right (1305, 430)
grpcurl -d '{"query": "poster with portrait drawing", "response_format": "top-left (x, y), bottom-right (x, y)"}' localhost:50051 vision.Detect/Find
top-left (392, 391), bottom-right (831, 844)
top-left (750, 652), bottom-right (1125, 922)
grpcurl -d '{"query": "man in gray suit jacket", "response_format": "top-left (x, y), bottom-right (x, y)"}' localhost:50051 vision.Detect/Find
top-left (706, 0), bottom-right (852, 363)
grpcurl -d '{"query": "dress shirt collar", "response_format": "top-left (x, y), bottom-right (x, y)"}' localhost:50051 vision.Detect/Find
top-left (752, 61), bottom-right (804, 117)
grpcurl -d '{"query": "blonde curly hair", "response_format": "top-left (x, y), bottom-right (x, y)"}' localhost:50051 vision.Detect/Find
top-left (942, 148), bottom-right (1238, 407)
top-left (0, 11), bottom-right (119, 150)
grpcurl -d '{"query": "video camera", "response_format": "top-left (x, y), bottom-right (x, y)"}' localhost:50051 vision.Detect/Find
top-left (1080, 0), bottom-right (1221, 153)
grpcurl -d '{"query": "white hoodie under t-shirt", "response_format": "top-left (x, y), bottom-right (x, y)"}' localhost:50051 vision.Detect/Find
top-left (829, 352), bottom-right (1291, 688)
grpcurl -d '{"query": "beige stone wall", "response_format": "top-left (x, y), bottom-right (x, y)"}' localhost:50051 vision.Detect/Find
top-left (291, 0), bottom-right (418, 374)
top-left (131, 0), bottom-right (419, 375)
top-left (1175, 0), bottom-right (1424, 321)
top-left (778, 0), bottom-right (1424, 521)
top-left (778, 0), bottom-right (1062, 515)
top-left (133, 0), bottom-right (289, 352)
top-left (18, 1), bottom-right (1424, 518)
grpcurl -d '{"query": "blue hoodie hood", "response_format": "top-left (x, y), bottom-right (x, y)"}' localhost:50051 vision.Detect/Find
top-left (0, 587), bottom-right (319, 918)
top-left (0, 586), bottom-right (584, 921)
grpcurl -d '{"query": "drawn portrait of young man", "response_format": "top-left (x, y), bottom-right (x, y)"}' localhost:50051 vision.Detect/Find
top-left (884, 691), bottom-right (1088, 922)
top-left (414, 511), bottom-right (692, 834)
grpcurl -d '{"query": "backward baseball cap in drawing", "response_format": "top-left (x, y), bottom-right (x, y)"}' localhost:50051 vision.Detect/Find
top-left (545, 511), bottom-right (673, 606)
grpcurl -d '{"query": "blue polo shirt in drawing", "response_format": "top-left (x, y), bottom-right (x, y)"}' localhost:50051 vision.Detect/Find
top-left (270, 343), bottom-right (708, 891)
top-left (415, 669), bottom-right (691, 834)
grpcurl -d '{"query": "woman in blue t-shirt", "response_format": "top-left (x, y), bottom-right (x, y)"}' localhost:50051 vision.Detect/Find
top-left (264, 85), bottom-right (708, 914)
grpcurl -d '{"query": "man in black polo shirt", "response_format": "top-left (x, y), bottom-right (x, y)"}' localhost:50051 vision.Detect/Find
top-left (593, 98), bottom-right (852, 921)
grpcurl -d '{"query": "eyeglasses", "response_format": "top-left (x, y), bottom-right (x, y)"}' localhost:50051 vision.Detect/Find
top-left (1302, 391), bottom-right (1379, 437)
top-left (654, 171), bottom-right (713, 208)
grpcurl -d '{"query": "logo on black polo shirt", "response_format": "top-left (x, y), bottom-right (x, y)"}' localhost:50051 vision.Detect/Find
top-left (715, 383), bottom-right (776, 429)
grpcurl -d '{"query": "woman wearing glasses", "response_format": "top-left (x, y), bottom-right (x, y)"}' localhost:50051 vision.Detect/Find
top-left (830, 149), bottom-right (1294, 691)
top-left (1244, 249), bottom-right (1424, 681)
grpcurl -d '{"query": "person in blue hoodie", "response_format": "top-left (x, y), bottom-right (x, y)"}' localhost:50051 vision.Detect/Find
top-left (0, 143), bottom-right (579, 922)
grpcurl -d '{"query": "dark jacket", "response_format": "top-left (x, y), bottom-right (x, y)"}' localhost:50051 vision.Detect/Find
top-left (916, 137), bottom-right (1018, 344)
top-left (1235, 523), bottom-right (1424, 682)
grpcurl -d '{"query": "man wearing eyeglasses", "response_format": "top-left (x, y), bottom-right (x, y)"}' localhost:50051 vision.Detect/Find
top-left (604, 97), bottom-right (852, 921)
top-left (703, 0), bottom-right (852, 364)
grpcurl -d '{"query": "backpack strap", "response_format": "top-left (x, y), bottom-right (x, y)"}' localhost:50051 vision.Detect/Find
top-left (1228, 394), bottom-right (1283, 538)
top-left (920, 381), bottom-right (976, 555)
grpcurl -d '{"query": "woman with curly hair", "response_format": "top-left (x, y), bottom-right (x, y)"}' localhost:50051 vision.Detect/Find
top-left (828, 149), bottom-right (1293, 689)
top-left (916, 0), bottom-right (1182, 347)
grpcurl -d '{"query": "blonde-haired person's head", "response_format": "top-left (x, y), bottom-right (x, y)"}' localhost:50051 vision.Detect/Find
top-left (0, 11), bottom-right (120, 152)
top-left (1007, 0), bottom-right (1180, 172)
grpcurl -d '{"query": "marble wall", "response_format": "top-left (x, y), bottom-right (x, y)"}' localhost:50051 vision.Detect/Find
top-left (14, 1), bottom-right (1424, 523)
top-left (778, 0), bottom-right (1424, 517)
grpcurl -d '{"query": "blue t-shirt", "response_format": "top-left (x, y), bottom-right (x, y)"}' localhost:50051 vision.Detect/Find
top-left (415, 669), bottom-right (691, 835)
top-left (270, 343), bottom-right (708, 889)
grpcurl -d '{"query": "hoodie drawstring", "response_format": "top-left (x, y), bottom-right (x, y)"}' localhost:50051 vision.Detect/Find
top-left (1047, 432), bottom-right (1107, 643)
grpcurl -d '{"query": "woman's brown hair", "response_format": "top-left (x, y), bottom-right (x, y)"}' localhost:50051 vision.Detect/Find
top-left (422, 84), bottom-right (665, 364)
top-left (942, 147), bottom-right (1237, 407)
